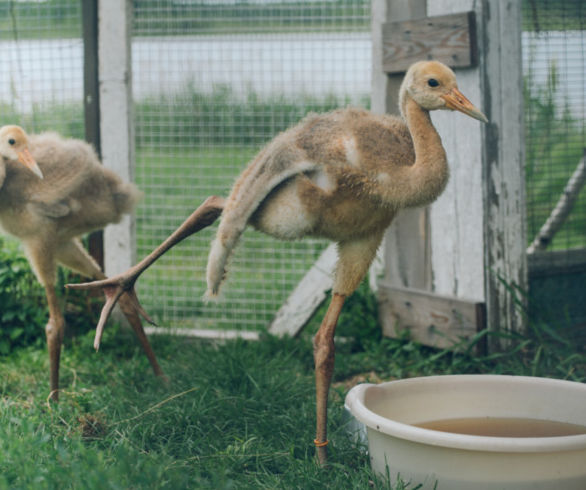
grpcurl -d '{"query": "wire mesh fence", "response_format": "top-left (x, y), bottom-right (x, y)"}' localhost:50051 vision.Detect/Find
top-left (131, 0), bottom-right (372, 329)
top-left (522, 0), bottom-right (585, 255)
top-left (0, 1), bottom-right (84, 136)
top-left (1, 1), bottom-right (583, 332)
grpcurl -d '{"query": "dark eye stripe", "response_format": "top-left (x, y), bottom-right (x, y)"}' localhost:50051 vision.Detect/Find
top-left (428, 78), bottom-right (439, 87)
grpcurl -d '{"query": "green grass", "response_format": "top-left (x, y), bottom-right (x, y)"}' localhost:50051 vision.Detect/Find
top-left (0, 326), bottom-right (375, 489)
top-left (1, 281), bottom-right (584, 489)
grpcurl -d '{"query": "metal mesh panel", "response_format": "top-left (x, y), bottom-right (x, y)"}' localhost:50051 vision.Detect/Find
top-left (522, 0), bottom-right (585, 253)
top-left (0, 1), bottom-right (83, 137)
top-left (131, 1), bottom-right (371, 329)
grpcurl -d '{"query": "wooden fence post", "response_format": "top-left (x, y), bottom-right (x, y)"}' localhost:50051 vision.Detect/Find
top-left (98, 0), bottom-right (136, 276)
top-left (476, 0), bottom-right (527, 339)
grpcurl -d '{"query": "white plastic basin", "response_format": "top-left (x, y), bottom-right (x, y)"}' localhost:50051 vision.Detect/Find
top-left (344, 375), bottom-right (586, 490)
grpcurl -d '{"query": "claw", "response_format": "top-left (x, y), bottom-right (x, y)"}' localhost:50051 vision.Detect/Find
top-left (65, 196), bottom-right (224, 352)
top-left (123, 288), bottom-right (156, 326)
top-left (66, 276), bottom-right (115, 291)
top-left (93, 284), bottom-right (124, 350)
top-left (65, 272), bottom-right (151, 349)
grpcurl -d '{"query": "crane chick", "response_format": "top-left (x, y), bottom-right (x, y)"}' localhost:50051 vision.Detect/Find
top-left (0, 125), bottom-right (163, 400)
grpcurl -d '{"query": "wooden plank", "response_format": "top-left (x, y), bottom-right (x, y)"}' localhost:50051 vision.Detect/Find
top-left (371, 0), bottom-right (426, 114)
top-left (382, 11), bottom-right (477, 73)
top-left (378, 281), bottom-right (485, 349)
top-left (268, 243), bottom-right (337, 337)
top-left (383, 208), bottom-right (431, 290)
top-left (479, 0), bottom-right (527, 340)
top-left (144, 327), bottom-right (260, 342)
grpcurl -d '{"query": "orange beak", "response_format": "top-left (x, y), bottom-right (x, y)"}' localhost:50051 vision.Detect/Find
top-left (442, 88), bottom-right (488, 123)
top-left (18, 148), bottom-right (43, 179)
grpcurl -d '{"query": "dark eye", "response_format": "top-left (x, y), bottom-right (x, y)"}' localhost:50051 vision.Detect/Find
top-left (8, 138), bottom-right (15, 145)
top-left (427, 78), bottom-right (439, 87)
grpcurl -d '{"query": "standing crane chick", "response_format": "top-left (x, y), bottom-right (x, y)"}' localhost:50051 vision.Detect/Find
top-left (69, 61), bottom-right (487, 463)
top-left (0, 125), bottom-right (164, 401)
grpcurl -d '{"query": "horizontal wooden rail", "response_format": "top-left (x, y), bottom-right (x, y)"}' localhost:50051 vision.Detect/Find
top-left (382, 11), bottom-right (477, 73)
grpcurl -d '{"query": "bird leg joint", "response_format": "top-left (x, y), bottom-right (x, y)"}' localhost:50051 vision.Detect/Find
top-left (45, 317), bottom-right (64, 344)
top-left (313, 338), bottom-right (334, 373)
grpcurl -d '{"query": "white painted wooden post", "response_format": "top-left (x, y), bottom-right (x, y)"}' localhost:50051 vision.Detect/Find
top-left (425, 0), bottom-right (486, 301)
top-left (98, 0), bottom-right (136, 276)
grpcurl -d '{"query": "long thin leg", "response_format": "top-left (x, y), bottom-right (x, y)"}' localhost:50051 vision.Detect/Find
top-left (24, 241), bottom-right (63, 401)
top-left (57, 239), bottom-right (164, 378)
top-left (313, 292), bottom-right (345, 465)
top-left (67, 195), bottom-right (225, 348)
top-left (45, 283), bottom-right (65, 401)
top-left (117, 295), bottom-right (165, 377)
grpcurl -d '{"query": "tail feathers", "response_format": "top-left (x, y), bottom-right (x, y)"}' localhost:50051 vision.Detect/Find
top-left (104, 167), bottom-right (143, 217)
top-left (205, 154), bottom-right (320, 297)
top-left (205, 238), bottom-right (231, 299)
top-left (113, 183), bottom-right (143, 216)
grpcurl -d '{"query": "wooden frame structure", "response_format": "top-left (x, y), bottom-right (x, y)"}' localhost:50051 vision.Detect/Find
top-left (374, 0), bottom-right (526, 349)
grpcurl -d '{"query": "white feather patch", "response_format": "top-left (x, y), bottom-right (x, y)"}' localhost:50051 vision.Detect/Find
top-left (343, 136), bottom-right (360, 167)
top-left (310, 169), bottom-right (336, 192)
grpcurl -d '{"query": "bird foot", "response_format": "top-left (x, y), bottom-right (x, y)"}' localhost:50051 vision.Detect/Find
top-left (66, 273), bottom-right (155, 350)
top-left (66, 196), bottom-right (225, 351)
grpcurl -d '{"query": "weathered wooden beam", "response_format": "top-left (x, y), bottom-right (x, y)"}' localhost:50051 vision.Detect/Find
top-left (144, 326), bottom-right (260, 342)
top-left (378, 281), bottom-right (486, 350)
top-left (480, 0), bottom-right (526, 341)
top-left (382, 11), bottom-right (477, 73)
top-left (268, 244), bottom-right (337, 337)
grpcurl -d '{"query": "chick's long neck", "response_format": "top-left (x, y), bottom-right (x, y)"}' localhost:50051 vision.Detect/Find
top-left (400, 93), bottom-right (449, 207)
